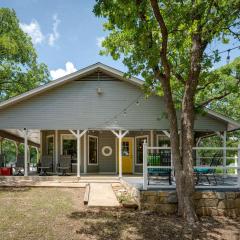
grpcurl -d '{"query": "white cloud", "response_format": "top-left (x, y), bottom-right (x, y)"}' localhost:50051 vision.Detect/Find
top-left (20, 14), bottom-right (61, 46)
top-left (48, 14), bottom-right (60, 46)
top-left (20, 20), bottom-right (45, 44)
top-left (96, 36), bottom-right (105, 48)
top-left (50, 62), bottom-right (77, 80)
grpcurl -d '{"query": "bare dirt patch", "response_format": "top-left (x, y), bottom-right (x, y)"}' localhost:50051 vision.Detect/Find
top-left (0, 187), bottom-right (239, 240)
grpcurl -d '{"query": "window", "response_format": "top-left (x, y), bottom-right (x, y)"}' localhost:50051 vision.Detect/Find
top-left (157, 134), bottom-right (170, 147)
top-left (135, 136), bottom-right (148, 165)
top-left (157, 134), bottom-right (171, 155)
top-left (88, 136), bottom-right (98, 165)
top-left (122, 141), bottom-right (129, 156)
top-left (46, 135), bottom-right (54, 155)
top-left (61, 134), bottom-right (77, 157)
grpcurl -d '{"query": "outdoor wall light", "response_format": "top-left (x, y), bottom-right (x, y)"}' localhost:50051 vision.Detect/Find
top-left (97, 87), bottom-right (103, 95)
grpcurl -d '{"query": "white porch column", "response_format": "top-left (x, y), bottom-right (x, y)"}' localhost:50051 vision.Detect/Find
top-left (196, 137), bottom-right (202, 166)
top-left (238, 144), bottom-right (240, 188)
top-left (36, 147), bottom-right (39, 163)
top-left (0, 137), bottom-right (3, 154)
top-left (69, 130), bottom-right (87, 178)
top-left (143, 140), bottom-right (148, 190)
top-left (55, 130), bottom-right (58, 172)
top-left (23, 129), bottom-right (28, 176)
top-left (111, 129), bottom-right (128, 178)
top-left (150, 130), bottom-right (154, 153)
top-left (223, 131), bottom-right (227, 177)
top-left (77, 130), bottom-right (81, 178)
top-left (118, 130), bottom-right (122, 178)
top-left (84, 132), bottom-right (87, 174)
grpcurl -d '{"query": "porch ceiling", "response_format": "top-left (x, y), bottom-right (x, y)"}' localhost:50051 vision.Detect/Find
top-left (0, 129), bottom-right (40, 147)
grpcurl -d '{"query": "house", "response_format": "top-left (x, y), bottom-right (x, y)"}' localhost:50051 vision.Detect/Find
top-left (0, 63), bottom-right (239, 177)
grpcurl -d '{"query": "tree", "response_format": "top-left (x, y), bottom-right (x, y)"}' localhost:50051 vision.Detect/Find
top-left (0, 8), bottom-right (49, 101)
top-left (94, 0), bottom-right (240, 223)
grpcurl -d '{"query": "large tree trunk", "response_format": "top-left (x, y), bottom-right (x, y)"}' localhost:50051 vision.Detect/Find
top-left (150, 0), bottom-right (204, 224)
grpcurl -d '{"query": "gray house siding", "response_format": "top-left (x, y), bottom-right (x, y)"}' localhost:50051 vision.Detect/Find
top-left (41, 129), bottom-right (160, 173)
top-left (98, 131), bottom-right (116, 173)
top-left (0, 72), bottom-right (227, 131)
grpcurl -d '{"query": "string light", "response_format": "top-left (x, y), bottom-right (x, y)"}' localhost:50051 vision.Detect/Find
top-left (96, 93), bottom-right (143, 128)
top-left (226, 49), bottom-right (231, 64)
top-left (209, 45), bottom-right (240, 64)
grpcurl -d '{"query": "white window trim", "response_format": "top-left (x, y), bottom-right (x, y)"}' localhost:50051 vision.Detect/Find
top-left (46, 135), bottom-right (54, 155)
top-left (156, 134), bottom-right (170, 147)
top-left (88, 135), bottom-right (98, 166)
top-left (60, 134), bottom-right (76, 155)
top-left (135, 135), bottom-right (149, 165)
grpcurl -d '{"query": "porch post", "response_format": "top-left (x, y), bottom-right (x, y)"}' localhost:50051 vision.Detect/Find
top-left (23, 129), bottom-right (28, 176)
top-left (0, 137), bottom-right (3, 154)
top-left (143, 140), bottom-right (148, 190)
top-left (223, 131), bottom-right (227, 178)
top-left (238, 144), bottom-right (240, 188)
top-left (118, 130), bottom-right (122, 178)
top-left (69, 129), bottom-right (87, 178)
top-left (150, 130), bottom-right (154, 153)
top-left (111, 129), bottom-right (128, 178)
top-left (55, 130), bottom-right (58, 172)
top-left (84, 132), bottom-right (87, 174)
top-left (77, 130), bottom-right (81, 178)
top-left (14, 142), bottom-right (19, 162)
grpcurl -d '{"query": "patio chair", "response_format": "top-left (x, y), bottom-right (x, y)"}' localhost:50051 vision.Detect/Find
top-left (194, 152), bottom-right (222, 185)
top-left (148, 152), bottom-right (172, 185)
top-left (0, 154), bottom-right (5, 167)
top-left (38, 155), bottom-right (53, 176)
top-left (58, 155), bottom-right (71, 176)
top-left (14, 155), bottom-right (25, 176)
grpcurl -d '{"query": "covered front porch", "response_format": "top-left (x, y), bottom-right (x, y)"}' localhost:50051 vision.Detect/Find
top-left (1, 128), bottom-right (172, 177)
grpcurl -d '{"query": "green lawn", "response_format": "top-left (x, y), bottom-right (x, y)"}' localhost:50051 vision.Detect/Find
top-left (0, 187), bottom-right (239, 240)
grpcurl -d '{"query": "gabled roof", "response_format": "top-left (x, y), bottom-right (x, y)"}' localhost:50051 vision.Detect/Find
top-left (0, 62), bottom-right (143, 110)
top-left (0, 62), bottom-right (239, 131)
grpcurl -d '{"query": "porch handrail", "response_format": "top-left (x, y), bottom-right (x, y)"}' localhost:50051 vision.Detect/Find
top-left (143, 144), bottom-right (240, 190)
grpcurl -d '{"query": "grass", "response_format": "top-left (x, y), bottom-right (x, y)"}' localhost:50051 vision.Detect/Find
top-left (0, 187), bottom-right (239, 240)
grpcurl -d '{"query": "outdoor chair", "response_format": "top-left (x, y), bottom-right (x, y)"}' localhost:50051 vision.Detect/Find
top-left (14, 155), bottom-right (25, 176)
top-left (148, 152), bottom-right (172, 185)
top-left (58, 155), bottom-right (71, 176)
top-left (38, 155), bottom-right (53, 176)
top-left (0, 154), bottom-right (5, 167)
top-left (194, 152), bottom-right (223, 185)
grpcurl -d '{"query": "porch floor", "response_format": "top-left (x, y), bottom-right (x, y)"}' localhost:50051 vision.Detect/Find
top-left (123, 175), bottom-right (240, 191)
top-left (0, 174), bottom-right (238, 191)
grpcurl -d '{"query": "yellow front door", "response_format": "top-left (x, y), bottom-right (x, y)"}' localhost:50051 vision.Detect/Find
top-left (121, 137), bottom-right (133, 174)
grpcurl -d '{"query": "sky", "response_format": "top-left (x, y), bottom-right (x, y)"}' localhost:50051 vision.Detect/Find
top-left (0, 0), bottom-right (239, 80)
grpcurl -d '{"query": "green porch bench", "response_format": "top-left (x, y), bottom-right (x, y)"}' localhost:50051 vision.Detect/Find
top-left (148, 152), bottom-right (172, 185)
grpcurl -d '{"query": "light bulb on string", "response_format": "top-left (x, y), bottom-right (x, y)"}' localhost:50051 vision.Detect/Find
top-left (123, 109), bottom-right (127, 117)
top-left (136, 100), bottom-right (140, 106)
top-left (226, 49), bottom-right (230, 64)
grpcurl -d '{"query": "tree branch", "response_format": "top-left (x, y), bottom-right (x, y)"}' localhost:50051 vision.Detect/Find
top-left (150, 0), bottom-right (170, 78)
top-left (197, 92), bottom-right (232, 107)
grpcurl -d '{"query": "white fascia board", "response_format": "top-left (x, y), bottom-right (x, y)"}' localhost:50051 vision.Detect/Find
top-left (0, 62), bottom-right (143, 110)
top-left (205, 108), bottom-right (240, 131)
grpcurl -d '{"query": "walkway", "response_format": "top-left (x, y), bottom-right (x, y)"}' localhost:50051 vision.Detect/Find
top-left (88, 183), bottom-right (120, 207)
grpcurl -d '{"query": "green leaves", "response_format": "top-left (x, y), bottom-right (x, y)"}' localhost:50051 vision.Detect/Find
top-left (93, 0), bottom-right (240, 113)
top-left (0, 8), bottom-right (49, 101)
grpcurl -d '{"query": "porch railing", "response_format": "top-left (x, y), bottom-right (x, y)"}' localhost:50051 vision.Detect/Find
top-left (143, 143), bottom-right (240, 190)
